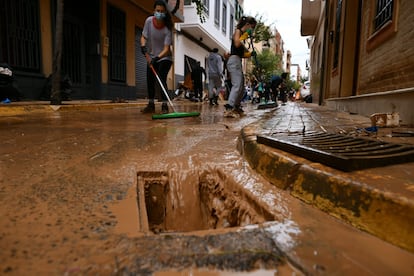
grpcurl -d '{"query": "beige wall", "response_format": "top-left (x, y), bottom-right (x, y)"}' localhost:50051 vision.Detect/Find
top-left (101, 0), bottom-right (151, 85)
top-left (309, 1), bottom-right (326, 105)
top-left (39, 0), bottom-right (53, 77)
top-left (357, 0), bottom-right (414, 94)
top-left (307, 0), bottom-right (414, 125)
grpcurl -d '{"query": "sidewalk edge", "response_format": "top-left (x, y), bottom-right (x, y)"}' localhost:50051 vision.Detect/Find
top-left (239, 124), bottom-right (414, 253)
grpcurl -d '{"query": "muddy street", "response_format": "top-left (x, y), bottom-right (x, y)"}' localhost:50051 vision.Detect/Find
top-left (0, 102), bottom-right (413, 275)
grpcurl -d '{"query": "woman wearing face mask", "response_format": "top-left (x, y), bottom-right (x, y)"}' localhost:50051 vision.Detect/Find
top-left (224, 16), bottom-right (257, 118)
top-left (141, 0), bottom-right (173, 114)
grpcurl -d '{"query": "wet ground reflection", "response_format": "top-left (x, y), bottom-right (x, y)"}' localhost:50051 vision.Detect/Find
top-left (1, 102), bottom-right (413, 275)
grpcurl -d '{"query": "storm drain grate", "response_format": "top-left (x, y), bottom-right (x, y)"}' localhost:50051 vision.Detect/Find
top-left (257, 131), bottom-right (414, 171)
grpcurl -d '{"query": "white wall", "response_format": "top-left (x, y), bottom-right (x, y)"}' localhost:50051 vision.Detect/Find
top-left (174, 0), bottom-right (235, 87)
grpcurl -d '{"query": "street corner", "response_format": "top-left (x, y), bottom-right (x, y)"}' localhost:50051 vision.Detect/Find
top-left (290, 164), bottom-right (414, 253)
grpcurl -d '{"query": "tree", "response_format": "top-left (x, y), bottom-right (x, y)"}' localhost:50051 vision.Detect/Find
top-left (190, 0), bottom-right (206, 23)
top-left (250, 49), bottom-right (282, 83)
top-left (251, 14), bottom-right (273, 45)
top-left (243, 15), bottom-right (283, 83)
top-left (286, 78), bottom-right (301, 92)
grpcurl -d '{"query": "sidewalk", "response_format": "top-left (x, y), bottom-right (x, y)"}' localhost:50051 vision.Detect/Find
top-left (1, 99), bottom-right (414, 254)
top-left (240, 102), bottom-right (414, 253)
top-left (0, 99), bottom-right (147, 116)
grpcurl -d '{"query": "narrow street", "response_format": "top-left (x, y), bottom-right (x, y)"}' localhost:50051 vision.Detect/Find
top-left (0, 101), bottom-right (413, 275)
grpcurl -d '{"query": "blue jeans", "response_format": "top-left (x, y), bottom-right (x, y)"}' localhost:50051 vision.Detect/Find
top-left (208, 74), bottom-right (222, 99)
top-left (226, 55), bottom-right (244, 107)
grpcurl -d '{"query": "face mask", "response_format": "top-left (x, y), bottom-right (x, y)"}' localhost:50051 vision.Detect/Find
top-left (154, 11), bottom-right (166, 20)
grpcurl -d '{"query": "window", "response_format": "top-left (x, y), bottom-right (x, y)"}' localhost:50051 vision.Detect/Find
top-left (235, 2), bottom-right (243, 21)
top-left (374, 0), bottom-right (393, 31)
top-left (333, 0), bottom-right (342, 69)
top-left (0, 0), bottom-right (41, 72)
top-left (203, 0), bottom-right (209, 14)
top-left (184, 0), bottom-right (192, 5)
top-left (214, 0), bottom-right (220, 26)
top-left (367, 0), bottom-right (398, 51)
top-left (222, 3), bottom-right (227, 34)
top-left (230, 13), bottom-right (234, 41)
top-left (107, 5), bottom-right (126, 83)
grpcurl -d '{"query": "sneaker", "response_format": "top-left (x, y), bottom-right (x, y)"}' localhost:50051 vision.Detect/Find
top-left (224, 109), bottom-right (240, 118)
top-left (224, 104), bottom-right (233, 110)
top-left (161, 103), bottom-right (169, 114)
top-left (213, 96), bottom-right (219, 105)
top-left (209, 98), bottom-right (214, 106)
top-left (142, 102), bottom-right (155, 113)
top-left (234, 105), bottom-right (244, 114)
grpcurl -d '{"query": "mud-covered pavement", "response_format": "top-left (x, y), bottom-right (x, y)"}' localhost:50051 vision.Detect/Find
top-left (1, 102), bottom-right (413, 275)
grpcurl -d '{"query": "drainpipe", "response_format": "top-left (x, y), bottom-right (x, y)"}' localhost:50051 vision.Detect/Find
top-left (352, 0), bottom-right (362, 96)
top-left (319, 0), bottom-right (329, 106)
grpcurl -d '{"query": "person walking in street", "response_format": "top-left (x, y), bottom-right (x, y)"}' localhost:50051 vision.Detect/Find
top-left (207, 48), bottom-right (223, 106)
top-left (190, 62), bottom-right (206, 102)
top-left (224, 16), bottom-right (257, 118)
top-left (140, 0), bottom-right (173, 114)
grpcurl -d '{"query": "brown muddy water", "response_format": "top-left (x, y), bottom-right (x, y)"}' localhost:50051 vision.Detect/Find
top-left (111, 168), bottom-right (301, 275)
top-left (1, 103), bottom-right (413, 275)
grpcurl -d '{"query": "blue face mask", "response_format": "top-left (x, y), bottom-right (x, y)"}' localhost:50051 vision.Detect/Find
top-left (154, 11), bottom-right (166, 20)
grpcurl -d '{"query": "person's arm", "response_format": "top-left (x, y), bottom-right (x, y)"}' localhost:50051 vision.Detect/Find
top-left (233, 29), bottom-right (243, 48)
top-left (140, 35), bottom-right (148, 56)
top-left (157, 44), bottom-right (171, 59)
top-left (140, 35), bottom-right (147, 48)
top-left (233, 29), bottom-right (255, 58)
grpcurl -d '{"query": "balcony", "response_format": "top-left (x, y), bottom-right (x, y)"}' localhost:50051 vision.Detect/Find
top-left (301, 0), bottom-right (322, 36)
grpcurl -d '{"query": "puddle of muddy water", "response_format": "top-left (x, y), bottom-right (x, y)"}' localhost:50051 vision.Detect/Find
top-left (136, 170), bottom-right (274, 234)
top-left (110, 170), bottom-right (300, 275)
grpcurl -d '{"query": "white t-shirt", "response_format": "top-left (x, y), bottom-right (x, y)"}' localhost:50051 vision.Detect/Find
top-left (142, 16), bottom-right (172, 61)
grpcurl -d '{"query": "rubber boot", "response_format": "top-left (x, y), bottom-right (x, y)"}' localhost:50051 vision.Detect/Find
top-left (142, 102), bottom-right (155, 113)
top-left (161, 103), bottom-right (169, 114)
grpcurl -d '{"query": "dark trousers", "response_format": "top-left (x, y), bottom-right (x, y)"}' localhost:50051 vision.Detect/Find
top-left (193, 81), bottom-right (203, 99)
top-left (147, 60), bottom-right (172, 100)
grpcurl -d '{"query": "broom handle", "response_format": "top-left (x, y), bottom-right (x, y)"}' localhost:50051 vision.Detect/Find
top-left (145, 53), bottom-right (176, 113)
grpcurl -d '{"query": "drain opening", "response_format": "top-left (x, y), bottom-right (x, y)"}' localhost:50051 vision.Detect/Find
top-left (137, 171), bottom-right (273, 234)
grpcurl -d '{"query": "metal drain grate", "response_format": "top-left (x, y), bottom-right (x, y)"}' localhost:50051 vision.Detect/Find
top-left (257, 132), bottom-right (414, 171)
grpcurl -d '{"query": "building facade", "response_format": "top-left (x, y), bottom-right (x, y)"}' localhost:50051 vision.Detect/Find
top-left (174, 0), bottom-right (241, 88)
top-left (0, 0), bottom-right (184, 100)
top-left (302, 0), bottom-right (414, 125)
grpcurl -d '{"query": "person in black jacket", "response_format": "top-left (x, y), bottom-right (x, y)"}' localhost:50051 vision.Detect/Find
top-left (191, 62), bottom-right (206, 102)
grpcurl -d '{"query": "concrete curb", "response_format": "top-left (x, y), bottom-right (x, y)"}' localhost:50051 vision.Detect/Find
top-left (239, 123), bottom-right (414, 253)
top-left (0, 102), bottom-right (144, 116)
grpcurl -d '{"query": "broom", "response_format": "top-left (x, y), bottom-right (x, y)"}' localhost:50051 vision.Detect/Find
top-left (144, 53), bottom-right (200, 119)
